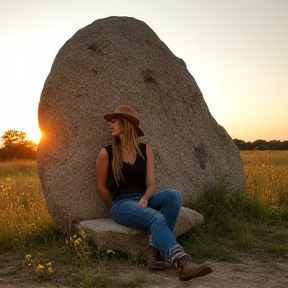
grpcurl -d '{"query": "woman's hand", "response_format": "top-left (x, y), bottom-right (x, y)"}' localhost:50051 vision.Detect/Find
top-left (138, 197), bottom-right (149, 207)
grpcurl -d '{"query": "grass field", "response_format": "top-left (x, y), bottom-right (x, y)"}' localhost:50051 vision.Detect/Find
top-left (184, 150), bottom-right (288, 262)
top-left (0, 151), bottom-right (287, 287)
top-left (0, 160), bottom-right (57, 247)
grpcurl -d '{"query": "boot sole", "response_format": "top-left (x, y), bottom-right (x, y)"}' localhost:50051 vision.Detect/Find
top-left (142, 257), bottom-right (171, 270)
top-left (179, 266), bottom-right (213, 281)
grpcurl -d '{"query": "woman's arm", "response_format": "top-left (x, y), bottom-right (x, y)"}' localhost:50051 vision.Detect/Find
top-left (95, 148), bottom-right (112, 207)
top-left (138, 144), bottom-right (156, 207)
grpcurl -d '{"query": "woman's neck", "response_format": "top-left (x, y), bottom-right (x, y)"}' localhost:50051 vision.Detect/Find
top-left (122, 146), bottom-right (136, 165)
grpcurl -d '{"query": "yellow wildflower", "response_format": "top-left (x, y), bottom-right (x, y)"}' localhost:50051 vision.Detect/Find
top-left (46, 262), bottom-right (52, 267)
top-left (36, 264), bottom-right (45, 271)
top-left (79, 229), bottom-right (87, 239)
top-left (47, 267), bottom-right (53, 275)
top-left (73, 238), bottom-right (82, 245)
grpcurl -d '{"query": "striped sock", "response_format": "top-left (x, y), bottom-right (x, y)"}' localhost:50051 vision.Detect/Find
top-left (169, 245), bottom-right (192, 264)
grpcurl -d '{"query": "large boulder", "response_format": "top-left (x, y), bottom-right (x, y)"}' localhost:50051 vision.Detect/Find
top-left (37, 16), bottom-right (244, 233)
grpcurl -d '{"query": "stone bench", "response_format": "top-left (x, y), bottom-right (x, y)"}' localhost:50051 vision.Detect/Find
top-left (77, 207), bottom-right (204, 256)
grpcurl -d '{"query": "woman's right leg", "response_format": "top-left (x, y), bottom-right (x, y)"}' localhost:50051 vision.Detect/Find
top-left (110, 198), bottom-right (179, 260)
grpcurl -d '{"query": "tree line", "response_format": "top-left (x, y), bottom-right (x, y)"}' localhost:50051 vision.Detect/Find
top-left (0, 129), bottom-right (37, 161)
top-left (1, 130), bottom-right (287, 161)
top-left (233, 139), bottom-right (288, 150)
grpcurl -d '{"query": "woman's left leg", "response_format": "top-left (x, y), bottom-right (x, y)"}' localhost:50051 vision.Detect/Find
top-left (142, 189), bottom-right (183, 263)
top-left (111, 197), bottom-right (180, 260)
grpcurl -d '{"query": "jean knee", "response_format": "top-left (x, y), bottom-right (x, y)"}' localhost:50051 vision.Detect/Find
top-left (167, 189), bottom-right (183, 207)
top-left (150, 211), bottom-right (166, 227)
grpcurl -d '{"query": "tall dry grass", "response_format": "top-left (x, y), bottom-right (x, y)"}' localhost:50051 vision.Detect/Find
top-left (1, 152), bottom-right (287, 260)
top-left (0, 160), bottom-right (56, 246)
top-left (241, 150), bottom-right (288, 211)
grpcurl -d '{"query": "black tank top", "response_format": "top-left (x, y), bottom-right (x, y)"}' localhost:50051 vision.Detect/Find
top-left (105, 143), bottom-right (147, 202)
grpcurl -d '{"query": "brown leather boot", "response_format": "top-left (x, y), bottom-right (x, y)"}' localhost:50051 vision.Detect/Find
top-left (142, 246), bottom-right (171, 270)
top-left (178, 255), bottom-right (213, 281)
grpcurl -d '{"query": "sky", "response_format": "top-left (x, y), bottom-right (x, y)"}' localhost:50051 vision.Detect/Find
top-left (1, 0), bottom-right (287, 144)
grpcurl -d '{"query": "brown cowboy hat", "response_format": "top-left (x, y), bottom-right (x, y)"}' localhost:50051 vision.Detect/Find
top-left (104, 105), bottom-right (144, 136)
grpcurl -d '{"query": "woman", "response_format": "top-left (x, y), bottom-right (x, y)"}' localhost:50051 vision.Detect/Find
top-left (96, 105), bottom-right (213, 281)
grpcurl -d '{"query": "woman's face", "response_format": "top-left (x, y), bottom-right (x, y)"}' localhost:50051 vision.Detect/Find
top-left (108, 118), bottom-right (123, 137)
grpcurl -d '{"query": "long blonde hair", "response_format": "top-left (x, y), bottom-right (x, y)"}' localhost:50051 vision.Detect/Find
top-left (111, 117), bottom-right (144, 185)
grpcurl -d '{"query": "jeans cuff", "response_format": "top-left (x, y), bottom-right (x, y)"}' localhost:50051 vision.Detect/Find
top-left (169, 244), bottom-right (190, 263)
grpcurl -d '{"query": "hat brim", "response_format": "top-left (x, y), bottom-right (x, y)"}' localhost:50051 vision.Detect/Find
top-left (104, 113), bottom-right (144, 137)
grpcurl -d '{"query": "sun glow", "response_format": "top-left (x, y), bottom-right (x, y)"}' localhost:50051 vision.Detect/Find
top-left (27, 128), bottom-right (42, 144)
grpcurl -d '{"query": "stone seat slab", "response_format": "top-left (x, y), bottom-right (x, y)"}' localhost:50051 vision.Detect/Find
top-left (77, 207), bottom-right (204, 256)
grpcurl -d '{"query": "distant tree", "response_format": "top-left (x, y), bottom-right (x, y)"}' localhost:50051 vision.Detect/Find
top-left (233, 139), bottom-right (247, 150)
top-left (233, 138), bottom-right (288, 150)
top-left (268, 140), bottom-right (281, 150)
top-left (1, 129), bottom-right (36, 150)
top-left (281, 141), bottom-right (288, 150)
top-left (2, 129), bottom-right (25, 147)
top-left (0, 129), bottom-right (37, 161)
top-left (246, 141), bottom-right (253, 150)
top-left (253, 139), bottom-right (268, 150)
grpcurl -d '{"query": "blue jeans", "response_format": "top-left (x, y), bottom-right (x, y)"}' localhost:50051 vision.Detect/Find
top-left (110, 189), bottom-right (183, 261)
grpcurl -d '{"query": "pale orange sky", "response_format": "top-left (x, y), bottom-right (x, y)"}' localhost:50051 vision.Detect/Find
top-left (0, 0), bottom-right (287, 143)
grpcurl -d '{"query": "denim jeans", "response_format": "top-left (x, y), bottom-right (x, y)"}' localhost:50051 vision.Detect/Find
top-left (110, 189), bottom-right (183, 261)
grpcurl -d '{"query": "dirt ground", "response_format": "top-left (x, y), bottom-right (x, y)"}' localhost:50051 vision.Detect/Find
top-left (0, 251), bottom-right (287, 288)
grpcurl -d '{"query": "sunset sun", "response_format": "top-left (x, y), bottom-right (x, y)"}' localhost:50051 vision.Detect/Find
top-left (27, 128), bottom-right (42, 144)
